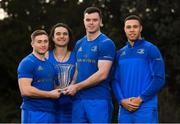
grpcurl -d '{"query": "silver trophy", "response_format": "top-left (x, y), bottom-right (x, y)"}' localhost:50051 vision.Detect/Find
top-left (56, 64), bottom-right (73, 89)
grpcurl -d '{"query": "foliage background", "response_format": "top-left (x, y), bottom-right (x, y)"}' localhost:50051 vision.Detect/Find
top-left (0, 0), bottom-right (180, 122)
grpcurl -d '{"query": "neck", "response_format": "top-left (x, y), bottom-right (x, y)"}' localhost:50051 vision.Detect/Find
top-left (128, 36), bottom-right (142, 47)
top-left (32, 51), bottom-right (46, 61)
top-left (54, 46), bottom-right (68, 55)
top-left (54, 47), bottom-right (69, 62)
top-left (128, 40), bottom-right (135, 47)
top-left (87, 30), bottom-right (101, 41)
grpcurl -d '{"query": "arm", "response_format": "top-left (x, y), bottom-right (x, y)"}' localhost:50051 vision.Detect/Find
top-left (111, 53), bottom-right (139, 111)
top-left (77, 60), bottom-right (112, 89)
top-left (63, 39), bottom-right (116, 95)
top-left (139, 45), bottom-right (165, 102)
top-left (18, 78), bottom-right (61, 99)
top-left (70, 63), bottom-right (78, 85)
top-left (111, 54), bottom-right (124, 103)
top-left (63, 60), bottom-right (113, 95)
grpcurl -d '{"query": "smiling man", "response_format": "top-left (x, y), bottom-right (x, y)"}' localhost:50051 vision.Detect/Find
top-left (112, 14), bottom-right (165, 123)
top-left (17, 30), bottom-right (61, 123)
top-left (63, 6), bottom-right (116, 123)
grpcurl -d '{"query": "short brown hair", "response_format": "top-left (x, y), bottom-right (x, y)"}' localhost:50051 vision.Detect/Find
top-left (31, 29), bottom-right (48, 41)
top-left (84, 6), bottom-right (102, 19)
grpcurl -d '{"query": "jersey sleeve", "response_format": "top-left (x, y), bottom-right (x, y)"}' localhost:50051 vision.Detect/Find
top-left (98, 39), bottom-right (116, 61)
top-left (140, 45), bottom-right (165, 102)
top-left (17, 58), bottom-right (34, 79)
top-left (73, 39), bottom-right (82, 54)
top-left (111, 52), bottom-right (124, 103)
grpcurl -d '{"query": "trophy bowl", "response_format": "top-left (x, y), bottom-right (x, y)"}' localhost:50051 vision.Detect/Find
top-left (56, 64), bottom-right (73, 90)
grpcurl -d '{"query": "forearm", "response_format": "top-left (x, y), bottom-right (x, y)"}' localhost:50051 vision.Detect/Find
top-left (140, 76), bottom-right (165, 102)
top-left (21, 86), bottom-right (52, 98)
top-left (71, 68), bottom-right (77, 85)
top-left (76, 70), bottom-right (107, 91)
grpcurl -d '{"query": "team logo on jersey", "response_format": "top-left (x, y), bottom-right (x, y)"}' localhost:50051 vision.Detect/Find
top-left (37, 66), bottom-right (43, 71)
top-left (78, 47), bottom-right (82, 52)
top-left (137, 49), bottom-right (144, 54)
top-left (120, 51), bottom-right (126, 56)
top-left (91, 46), bottom-right (97, 52)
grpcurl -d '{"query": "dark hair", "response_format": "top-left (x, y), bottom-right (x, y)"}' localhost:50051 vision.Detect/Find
top-left (49, 23), bottom-right (74, 51)
top-left (31, 29), bottom-right (48, 41)
top-left (84, 6), bottom-right (102, 19)
top-left (124, 14), bottom-right (143, 26)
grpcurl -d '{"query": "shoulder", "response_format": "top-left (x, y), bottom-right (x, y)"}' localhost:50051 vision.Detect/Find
top-left (17, 54), bottom-right (36, 72)
top-left (76, 36), bottom-right (86, 45)
top-left (19, 54), bottom-right (35, 65)
top-left (99, 34), bottom-right (114, 43)
top-left (142, 40), bottom-right (156, 48)
top-left (142, 40), bottom-right (160, 52)
top-left (98, 34), bottom-right (115, 48)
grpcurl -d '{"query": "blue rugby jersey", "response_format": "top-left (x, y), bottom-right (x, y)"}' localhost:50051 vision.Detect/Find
top-left (112, 39), bottom-right (165, 108)
top-left (48, 51), bottom-right (76, 109)
top-left (74, 33), bottom-right (116, 99)
top-left (17, 53), bottom-right (56, 112)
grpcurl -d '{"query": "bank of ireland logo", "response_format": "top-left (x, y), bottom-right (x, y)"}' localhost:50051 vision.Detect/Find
top-left (137, 48), bottom-right (144, 54)
top-left (91, 46), bottom-right (97, 52)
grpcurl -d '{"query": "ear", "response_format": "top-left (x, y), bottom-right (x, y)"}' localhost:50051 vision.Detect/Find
top-left (100, 20), bottom-right (103, 27)
top-left (100, 23), bottom-right (104, 27)
top-left (31, 41), bottom-right (33, 47)
top-left (140, 25), bottom-right (143, 32)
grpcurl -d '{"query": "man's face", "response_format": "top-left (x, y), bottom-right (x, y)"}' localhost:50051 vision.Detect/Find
top-left (124, 19), bottom-right (142, 42)
top-left (53, 26), bottom-right (69, 47)
top-left (84, 12), bottom-right (102, 34)
top-left (31, 34), bottom-right (49, 55)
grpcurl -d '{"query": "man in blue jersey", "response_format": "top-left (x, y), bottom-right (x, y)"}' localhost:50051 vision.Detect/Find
top-left (112, 14), bottom-right (165, 123)
top-left (17, 30), bottom-right (61, 123)
top-left (48, 23), bottom-right (76, 123)
top-left (63, 7), bottom-right (116, 123)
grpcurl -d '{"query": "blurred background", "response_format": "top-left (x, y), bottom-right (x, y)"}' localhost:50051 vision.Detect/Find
top-left (0, 0), bottom-right (180, 122)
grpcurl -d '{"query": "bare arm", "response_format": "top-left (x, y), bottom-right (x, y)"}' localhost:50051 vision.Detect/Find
top-left (18, 78), bottom-right (61, 99)
top-left (63, 60), bottom-right (113, 95)
top-left (77, 60), bottom-right (112, 89)
top-left (70, 63), bottom-right (78, 85)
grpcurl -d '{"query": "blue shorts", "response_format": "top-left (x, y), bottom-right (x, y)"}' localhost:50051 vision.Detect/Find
top-left (56, 102), bottom-right (72, 123)
top-left (72, 99), bottom-right (113, 123)
top-left (21, 109), bottom-right (55, 123)
top-left (118, 106), bottom-right (158, 123)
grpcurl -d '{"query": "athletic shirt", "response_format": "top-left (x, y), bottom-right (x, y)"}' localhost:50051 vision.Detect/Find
top-left (17, 53), bottom-right (56, 112)
top-left (112, 39), bottom-right (165, 109)
top-left (48, 51), bottom-right (76, 110)
top-left (74, 33), bottom-right (116, 99)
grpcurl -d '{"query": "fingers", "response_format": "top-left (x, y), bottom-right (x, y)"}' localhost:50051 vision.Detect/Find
top-left (121, 97), bottom-right (140, 112)
top-left (61, 86), bottom-right (76, 96)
